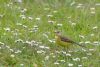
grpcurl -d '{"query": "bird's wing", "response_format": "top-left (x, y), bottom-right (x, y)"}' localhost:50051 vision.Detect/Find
top-left (60, 36), bottom-right (86, 48)
top-left (60, 36), bottom-right (75, 43)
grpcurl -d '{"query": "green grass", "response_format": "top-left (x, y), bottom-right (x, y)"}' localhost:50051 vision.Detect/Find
top-left (0, 0), bottom-right (100, 67)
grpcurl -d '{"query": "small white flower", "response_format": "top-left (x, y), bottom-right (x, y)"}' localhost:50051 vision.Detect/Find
top-left (10, 49), bottom-right (14, 52)
top-left (54, 62), bottom-right (59, 65)
top-left (82, 57), bottom-right (88, 59)
top-left (71, 23), bottom-right (76, 26)
top-left (17, 0), bottom-right (22, 3)
top-left (57, 23), bottom-right (63, 27)
top-left (90, 33), bottom-right (94, 36)
top-left (95, 3), bottom-right (100, 6)
top-left (0, 42), bottom-right (4, 45)
top-left (37, 50), bottom-right (45, 54)
top-left (28, 16), bottom-right (33, 20)
top-left (10, 54), bottom-right (15, 58)
top-left (78, 65), bottom-right (82, 67)
top-left (79, 41), bottom-right (84, 44)
top-left (66, 53), bottom-right (71, 56)
top-left (23, 25), bottom-right (27, 28)
top-left (20, 14), bottom-right (26, 19)
top-left (93, 41), bottom-right (99, 45)
top-left (90, 7), bottom-right (95, 10)
top-left (53, 10), bottom-right (58, 13)
top-left (47, 14), bottom-right (53, 17)
top-left (43, 33), bottom-right (48, 38)
top-left (4, 27), bottom-right (10, 31)
top-left (79, 35), bottom-right (85, 39)
top-left (76, 3), bottom-right (83, 8)
top-left (92, 26), bottom-right (98, 29)
top-left (73, 58), bottom-right (80, 61)
top-left (82, 48), bottom-right (87, 52)
top-left (20, 63), bottom-right (24, 66)
top-left (39, 46), bottom-right (45, 49)
top-left (68, 63), bottom-right (73, 66)
top-left (45, 56), bottom-right (49, 60)
top-left (70, 1), bottom-right (75, 6)
top-left (60, 60), bottom-right (65, 62)
top-left (35, 17), bottom-right (41, 21)
top-left (6, 46), bottom-right (10, 49)
top-left (45, 46), bottom-right (50, 49)
top-left (48, 39), bottom-right (55, 43)
top-left (89, 48), bottom-right (95, 51)
top-left (44, 8), bottom-right (50, 10)
top-left (16, 23), bottom-right (22, 25)
top-left (21, 8), bottom-right (27, 13)
top-left (85, 41), bottom-right (91, 44)
top-left (87, 53), bottom-right (92, 55)
top-left (91, 11), bottom-right (95, 14)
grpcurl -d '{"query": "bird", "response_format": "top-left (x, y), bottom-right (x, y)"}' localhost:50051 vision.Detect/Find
top-left (54, 31), bottom-right (85, 49)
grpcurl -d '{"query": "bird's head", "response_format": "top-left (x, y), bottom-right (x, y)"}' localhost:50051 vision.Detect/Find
top-left (54, 30), bottom-right (61, 36)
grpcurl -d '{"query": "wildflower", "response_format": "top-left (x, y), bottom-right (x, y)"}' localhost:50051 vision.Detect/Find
top-left (95, 3), bottom-right (100, 6)
top-left (10, 54), bottom-right (15, 58)
top-left (73, 58), bottom-right (80, 61)
top-left (21, 8), bottom-right (27, 13)
top-left (4, 27), bottom-right (10, 31)
top-left (79, 41), bottom-right (84, 44)
top-left (37, 50), bottom-right (45, 54)
top-left (0, 42), bottom-right (4, 45)
top-left (66, 53), bottom-right (71, 56)
top-left (45, 56), bottom-right (49, 60)
top-left (47, 14), bottom-right (53, 17)
top-left (78, 65), bottom-right (82, 67)
top-left (16, 23), bottom-right (22, 26)
top-left (53, 10), bottom-right (58, 13)
top-left (44, 8), bottom-right (50, 10)
top-left (68, 63), bottom-right (73, 66)
top-left (71, 23), bottom-right (76, 26)
top-left (23, 25), bottom-right (27, 28)
top-left (70, 1), bottom-right (75, 6)
top-left (82, 57), bottom-right (88, 60)
top-left (79, 35), bottom-right (85, 39)
top-left (76, 3), bottom-right (83, 8)
top-left (92, 26), bottom-right (98, 29)
top-left (82, 48), bottom-right (87, 52)
top-left (15, 50), bottom-right (22, 54)
top-left (48, 20), bottom-right (55, 24)
top-left (60, 60), bottom-right (65, 62)
top-left (90, 33), bottom-right (94, 36)
top-left (89, 48), bottom-right (95, 51)
top-left (57, 23), bottom-right (63, 27)
top-left (92, 41), bottom-right (99, 46)
top-left (85, 41), bottom-right (91, 44)
top-left (35, 17), bottom-right (41, 21)
top-left (54, 62), bottom-right (59, 65)
top-left (43, 33), bottom-right (48, 38)
top-left (48, 39), bottom-right (55, 43)
top-left (28, 16), bottom-right (33, 20)
top-left (17, 0), bottom-right (22, 3)
top-left (15, 39), bottom-right (23, 43)
top-left (10, 49), bottom-right (14, 52)
top-left (86, 53), bottom-right (92, 56)
top-left (20, 63), bottom-right (24, 66)
top-left (20, 14), bottom-right (26, 19)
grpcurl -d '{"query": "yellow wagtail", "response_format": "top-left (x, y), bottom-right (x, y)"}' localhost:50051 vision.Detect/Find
top-left (54, 31), bottom-right (85, 49)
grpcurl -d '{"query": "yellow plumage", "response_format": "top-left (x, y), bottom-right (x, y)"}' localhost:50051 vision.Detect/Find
top-left (54, 31), bottom-right (85, 49)
top-left (55, 35), bottom-right (72, 48)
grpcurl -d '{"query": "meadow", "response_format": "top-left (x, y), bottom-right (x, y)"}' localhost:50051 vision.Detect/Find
top-left (0, 0), bottom-right (100, 67)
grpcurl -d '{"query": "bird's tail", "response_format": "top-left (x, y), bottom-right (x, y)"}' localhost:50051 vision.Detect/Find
top-left (73, 42), bottom-right (86, 48)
